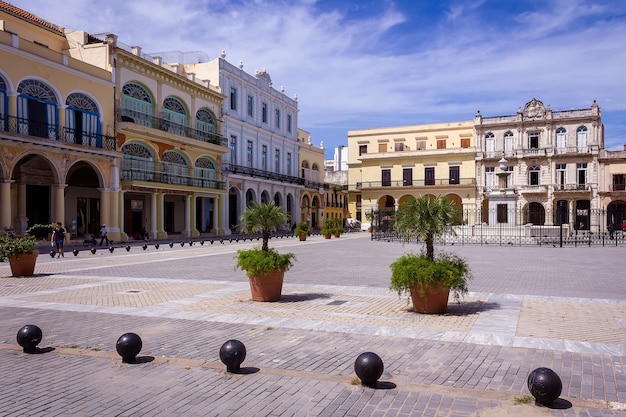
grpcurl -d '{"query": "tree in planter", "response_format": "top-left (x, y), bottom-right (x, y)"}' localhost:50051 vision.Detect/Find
top-left (390, 195), bottom-right (472, 313)
top-left (293, 222), bottom-right (310, 240)
top-left (321, 218), bottom-right (335, 237)
top-left (0, 232), bottom-right (39, 277)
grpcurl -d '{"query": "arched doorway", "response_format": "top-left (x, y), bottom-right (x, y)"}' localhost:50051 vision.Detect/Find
top-left (67, 162), bottom-right (101, 237)
top-left (526, 202), bottom-right (546, 225)
top-left (228, 187), bottom-right (240, 232)
top-left (11, 154), bottom-right (56, 234)
top-left (607, 201), bottom-right (626, 231)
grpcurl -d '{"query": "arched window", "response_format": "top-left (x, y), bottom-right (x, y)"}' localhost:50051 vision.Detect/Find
top-left (162, 151), bottom-right (188, 185)
top-left (195, 156), bottom-right (217, 188)
top-left (528, 166), bottom-right (540, 186)
top-left (121, 142), bottom-right (154, 181)
top-left (0, 75), bottom-right (7, 130)
top-left (485, 132), bottom-right (495, 156)
top-left (504, 131), bottom-right (514, 156)
top-left (66, 92), bottom-right (101, 147)
top-left (577, 126), bottom-right (588, 152)
top-left (121, 82), bottom-right (153, 126)
top-left (196, 108), bottom-right (216, 138)
top-left (556, 127), bottom-right (567, 153)
top-left (162, 97), bottom-right (187, 135)
top-left (17, 79), bottom-right (58, 139)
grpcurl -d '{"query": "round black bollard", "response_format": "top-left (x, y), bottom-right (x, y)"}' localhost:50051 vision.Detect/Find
top-left (169, 242), bottom-right (174, 248)
top-left (180, 242), bottom-right (184, 247)
top-left (200, 240), bottom-right (204, 245)
top-left (73, 249), bottom-right (79, 256)
top-left (90, 248), bottom-right (97, 254)
top-left (527, 367), bottom-right (562, 406)
top-left (49, 250), bottom-right (56, 258)
top-left (354, 352), bottom-right (384, 388)
top-left (142, 244), bottom-right (147, 250)
top-left (219, 339), bottom-right (246, 373)
top-left (17, 324), bottom-right (42, 353)
top-left (155, 243), bottom-right (160, 249)
top-left (125, 245), bottom-right (131, 252)
top-left (109, 246), bottom-right (115, 253)
top-left (116, 333), bottom-right (142, 363)
top-left (188, 241), bottom-right (193, 246)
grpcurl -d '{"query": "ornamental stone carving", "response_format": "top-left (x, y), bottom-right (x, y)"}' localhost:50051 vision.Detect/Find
top-left (523, 98), bottom-right (546, 120)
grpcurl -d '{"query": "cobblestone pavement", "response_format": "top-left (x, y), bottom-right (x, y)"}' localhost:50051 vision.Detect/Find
top-left (1, 233), bottom-right (625, 416)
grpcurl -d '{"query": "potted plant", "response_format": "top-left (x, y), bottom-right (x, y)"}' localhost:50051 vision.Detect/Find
top-left (332, 218), bottom-right (344, 238)
top-left (389, 195), bottom-right (472, 313)
top-left (0, 232), bottom-right (39, 277)
top-left (235, 202), bottom-right (296, 301)
top-left (294, 222), bottom-right (310, 241)
top-left (321, 218), bottom-right (335, 239)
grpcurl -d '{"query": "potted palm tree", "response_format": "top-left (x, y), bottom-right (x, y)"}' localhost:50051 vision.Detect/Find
top-left (235, 202), bottom-right (296, 301)
top-left (389, 195), bottom-right (472, 313)
top-left (294, 222), bottom-right (310, 241)
top-left (0, 232), bottom-right (39, 277)
top-left (321, 218), bottom-right (334, 239)
top-left (332, 218), bottom-right (344, 238)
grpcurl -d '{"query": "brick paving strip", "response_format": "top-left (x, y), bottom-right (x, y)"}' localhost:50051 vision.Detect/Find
top-left (1, 234), bottom-right (625, 416)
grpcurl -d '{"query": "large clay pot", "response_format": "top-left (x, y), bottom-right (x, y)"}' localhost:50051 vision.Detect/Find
top-left (409, 283), bottom-right (450, 314)
top-left (8, 252), bottom-right (38, 277)
top-left (323, 234), bottom-right (331, 239)
top-left (299, 234), bottom-right (307, 241)
top-left (248, 270), bottom-right (285, 301)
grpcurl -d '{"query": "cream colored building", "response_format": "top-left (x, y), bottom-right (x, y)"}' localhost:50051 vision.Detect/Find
top-left (475, 98), bottom-right (603, 231)
top-left (297, 128), bottom-right (324, 229)
top-left (347, 121), bottom-right (476, 226)
top-left (598, 146), bottom-right (626, 230)
top-left (0, 4), bottom-right (118, 239)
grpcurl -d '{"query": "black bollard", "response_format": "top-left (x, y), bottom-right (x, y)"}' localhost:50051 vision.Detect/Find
top-left (49, 250), bottom-right (56, 258)
top-left (125, 245), bottom-right (131, 252)
top-left (155, 243), bottom-right (160, 249)
top-left (169, 242), bottom-right (174, 248)
top-left (73, 249), bottom-right (79, 256)
top-left (109, 246), bottom-right (114, 253)
top-left (189, 241), bottom-right (193, 246)
top-left (17, 324), bottom-right (42, 353)
top-left (116, 333), bottom-right (142, 363)
top-left (200, 240), bottom-right (204, 245)
top-left (90, 248), bottom-right (97, 254)
top-left (142, 244), bottom-right (147, 250)
top-left (354, 352), bottom-right (384, 388)
top-left (528, 367), bottom-right (562, 406)
top-left (219, 339), bottom-right (246, 373)
top-left (180, 242), bottom-right (184, 247)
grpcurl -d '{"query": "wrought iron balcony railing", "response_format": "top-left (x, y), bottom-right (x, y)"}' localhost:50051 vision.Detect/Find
top-left (356, 178), bottom-right (475, 188)
top-left (0, 115), bottom-right (116, 151)
top-left (121, 167), bottom-right (226, 190)
top-left (222, 163), bottom-right (304, 186)
top-left (120, 108), bottom-right (228, 147)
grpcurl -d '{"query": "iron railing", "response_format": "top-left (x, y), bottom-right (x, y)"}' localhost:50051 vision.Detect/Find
top-left (121, 166), bottom-right (226, 190)
top-left (223, 163), bottom-right (304, 186)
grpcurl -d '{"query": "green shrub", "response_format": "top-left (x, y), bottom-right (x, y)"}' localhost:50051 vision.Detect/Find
top-left (0, 233), bottom-right (38, 262)
top-left (235, 247), bottom-right (296, 277)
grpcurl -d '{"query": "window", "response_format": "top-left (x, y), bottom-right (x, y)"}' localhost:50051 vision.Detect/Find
top-left (529, 132), bottom-right (539, 149)
top-left (497, 204), bottom-right (508, 223)
top-left (246, 140), bottom-right (253, 167)
top-left (274, 149), bottom-right (280, 173)
top-left (577, 163), bottom-right (587, 188)
top-left (612, 174), bottom-right (626, 191)
top-left (230, 135), bottom-right (237, 164)
top-left (378, 143), bottom-right (387, 152)
top-left (529, 166), bottom-right (540, 185)
top-left (395, 142), bottom-right (405, 151)
top-left (65, 92), bottom-right (100, 147)
top-left (425, 167), bottom-right (435, 185)
top-left (262, 145), bottom-right (268, 170)
top-left (504, 131), bottom-right (514, 156)
top-left (230, 87), bottom-right (237, 111)
top-left (449, 166), bottom-right (460, 185)
top-left (196, 108), bottom-right (216, 137)
top-left (577, 126), bottom-right (588, 152)
top-left (556, 128), bottom-right (566, 153)
top-left (485, 167), bottom-right (495, 189)
top-left (505, 166), bottom-right (514, 188)
top-left (403, 168), bottom-right (412, 186)
top-left (416, 140), bottom-right (426, 150)
top-left (262, 102), bottom-right (268, 123)
top-left (381, 169), bottom-right (391, 187)
top-left (275, 109), bottom-right (280, 128)
top-left (461, 138), bottom-right (470, 148)
top-left (247, 95), bottom-right (253, 117)
top-left (163, 96), bottom-right (188, 135)
top-left (359, 144), bottom-right (367, 155)
top-left (556, 164), bottom-right (566, 189)
top-left (287, 114), bottom-right (292, 133)
top-left (287, 152), bottom-right (292, 175)
top-left (485, 132), bottom-right (495, 156)
top-left (437, 139), bottom-right (446, 149)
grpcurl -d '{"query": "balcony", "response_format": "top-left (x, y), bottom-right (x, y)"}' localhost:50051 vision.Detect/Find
top-left (121, 166), bottom-right (226, 190)
top-left (358, 178), bottom-right (475, 188)
top-left (223, 163), bottom-right (305, 186)
top-left (520, 185), bottom-right (548, 194)
top-left (553, 184), bottom-right (590, 192)
top-left (120, 108), bottom-right (227, 147)
top-left (1, 115), bottom-right (116, 151)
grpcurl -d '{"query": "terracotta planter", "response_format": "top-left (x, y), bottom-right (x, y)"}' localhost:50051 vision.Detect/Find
top-left (298, 234), bottom-right (307, 241)
top-left (8, 252), bottom-right (38, 277)
top-left (248, 270), bottom-right (285, 301)
top-left (409, 283), bottom-right (450, 314)
top-left (333, 232), bottom-right (341, 238)
top-left (323, 234), bottom-right (331, 239)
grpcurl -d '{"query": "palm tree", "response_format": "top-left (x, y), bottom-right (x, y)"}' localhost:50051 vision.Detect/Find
top-left (394, 195), bottom-right (457, 260)
top-left (240, 201), bottom-right (290, 251)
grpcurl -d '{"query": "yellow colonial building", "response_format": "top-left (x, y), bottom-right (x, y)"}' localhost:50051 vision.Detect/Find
top-left (0, 3), bottom-right (118, 239)
top-left (297, 128), bottom-right (325, 229)
top-left (347, 121), bottom-right (476, 227)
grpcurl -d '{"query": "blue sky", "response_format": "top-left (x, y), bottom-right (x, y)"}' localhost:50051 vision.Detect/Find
top-left (12, 0), bottom-right (626, 158)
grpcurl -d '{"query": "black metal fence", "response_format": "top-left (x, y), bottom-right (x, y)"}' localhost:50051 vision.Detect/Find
top-left (370, 208), bottom-right (626, 247)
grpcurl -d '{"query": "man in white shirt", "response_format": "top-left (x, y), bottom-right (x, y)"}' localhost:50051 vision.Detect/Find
top-left (99, 224), bottom-right (109, 246)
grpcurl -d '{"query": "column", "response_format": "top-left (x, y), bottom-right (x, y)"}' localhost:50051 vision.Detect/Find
top-left (17, 183), bottom-right (27, 234)
top-left (183, 194), bottom-right (191, 237)
top-left (0, 181), bottom-right (12, 229)
top-left (118, 190), bottom-right (127, 241)
top-left (150, 192), bottom-right (157, 239)
top-left (109, 189), bottom-right (120, 240)
top-left (99, 189), bottom-right (111, 229)
top-left (156, 192), bottom-right (166, 239)
top-left (221, 192), bottom-right (230, 235)
top-left (53, 184), bottom-right (66, 224)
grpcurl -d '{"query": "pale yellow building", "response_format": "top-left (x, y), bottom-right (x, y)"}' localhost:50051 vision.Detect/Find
top-left (297, 128), bottom-right (324, 229)
top-left (347, 121), bottom-right (476, 227)
top-left (598, 146), bottom-right (626, 230)
top-left (0, 3), bottom-right (118, 239)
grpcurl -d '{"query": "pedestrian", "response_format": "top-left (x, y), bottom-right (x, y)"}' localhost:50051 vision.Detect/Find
top-left (608, 222), bottom-right (615, 239)
top-left (51, 222), bottom-right (68, 258)
top-left (99, 224), bottom-right (109, 246)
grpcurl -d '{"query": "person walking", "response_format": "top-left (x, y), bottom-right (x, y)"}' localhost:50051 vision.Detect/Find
top-left (99, 224), bottom-right (109, 246)
top-left (51, 222), bottom-right (68, 258)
